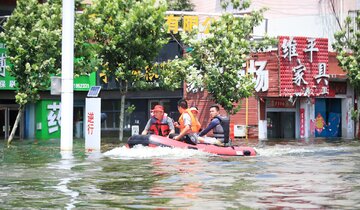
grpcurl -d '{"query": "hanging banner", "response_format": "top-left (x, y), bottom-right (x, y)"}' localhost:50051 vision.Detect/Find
top-left (300, 108), bottom-right (305, 138)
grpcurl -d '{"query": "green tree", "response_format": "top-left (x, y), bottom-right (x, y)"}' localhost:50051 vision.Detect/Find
top-left (167, 0), bottom-right (194, 11)
top-left (83, 0), bottom-right (171, 141)
top-left (177, 0), bottom-right (274, 115)
top-left (1, 0), bottom-right (98, 144)
top-left (333, 11), bottom-right (360, 137)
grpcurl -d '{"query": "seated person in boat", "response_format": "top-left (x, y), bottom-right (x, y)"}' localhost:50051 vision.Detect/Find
top-left (197, 104), bottom-right (230, 146)
top-left (142, 105), bottom-right (175, 137)
top-left (189, 106), bottom-right (202, 132)
top-left (171, 99), bottom-right (201, 145)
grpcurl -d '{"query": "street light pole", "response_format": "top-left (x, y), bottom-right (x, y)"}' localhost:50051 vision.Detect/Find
top-left (61, 0), bottom-right (75, 151)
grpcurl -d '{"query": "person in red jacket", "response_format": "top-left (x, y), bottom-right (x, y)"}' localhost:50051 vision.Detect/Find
top-left (142, 105), bottom-right (175, 137)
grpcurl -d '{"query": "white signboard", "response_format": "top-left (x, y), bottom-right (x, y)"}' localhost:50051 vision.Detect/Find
top-left (131, 125), bottom-right (139, 135)
top-left (85, 98), bottom-right (101, 151)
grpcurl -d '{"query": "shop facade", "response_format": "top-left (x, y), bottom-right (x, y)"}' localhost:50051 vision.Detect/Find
top-left (186, 36), bottom-right (353, 140)
top-left (0, 40), bottom-right (98, 140)
top-left (256, 36), bottom-right (353, 139)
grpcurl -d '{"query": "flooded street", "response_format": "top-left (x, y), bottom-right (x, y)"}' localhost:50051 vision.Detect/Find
top-left (1, 138), bottom-right (360, 209)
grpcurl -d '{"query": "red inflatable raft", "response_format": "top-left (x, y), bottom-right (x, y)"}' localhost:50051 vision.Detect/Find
top-left (127, 135), bottom-right (256, 156)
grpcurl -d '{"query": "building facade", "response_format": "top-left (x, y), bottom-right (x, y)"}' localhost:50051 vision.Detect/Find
top-left (186, 0), bottom-right (359, 139)
top-left (1, 0), bottom-right (359, 140)
top-left (0, 1), bottom-right (183, 140)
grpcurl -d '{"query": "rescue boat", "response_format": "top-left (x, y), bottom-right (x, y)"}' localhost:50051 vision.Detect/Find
top-left (127, 134), bottom-right (257, 156)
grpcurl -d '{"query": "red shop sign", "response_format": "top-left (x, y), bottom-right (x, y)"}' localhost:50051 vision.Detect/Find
top-left (267, 99), bottom-right (295, 108)
top-left (278, 36), bottom-right (329, 97)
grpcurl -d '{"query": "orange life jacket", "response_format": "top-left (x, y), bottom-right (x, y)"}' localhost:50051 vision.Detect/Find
top-left (178, 109), bottom-right (201, 133)
top-left (149, 116), bottom-right (170, 137)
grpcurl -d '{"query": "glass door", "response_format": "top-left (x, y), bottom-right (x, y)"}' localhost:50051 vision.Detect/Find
top-left (0, 107), bottom-right (22, 140)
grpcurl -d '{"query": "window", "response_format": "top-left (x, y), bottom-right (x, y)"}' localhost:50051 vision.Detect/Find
top-left (101, 100), bottom-right (131, 131)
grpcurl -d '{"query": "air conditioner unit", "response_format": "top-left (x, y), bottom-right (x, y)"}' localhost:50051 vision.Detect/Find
top-left (234, 125), bottom-right (246, 137)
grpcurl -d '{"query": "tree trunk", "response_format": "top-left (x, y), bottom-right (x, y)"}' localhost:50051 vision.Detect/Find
top-left (358, 115), bottom-right (360, 139)
top-left (357, 122), bottom-right (360, 139)
top-left (7, 106), bottom-right (23, 145)
top-left (119, 93), bottom-right (125, 141)
top-left (357, 91), bottom-right (359, 139)
top-left (118, 81), bottom-right (128, 141)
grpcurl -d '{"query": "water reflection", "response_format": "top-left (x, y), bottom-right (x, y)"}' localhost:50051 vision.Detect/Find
top-left (0, 139), bottom-right (360, 209)
top-left (150, 159), bottom-right (204, 199)
top-left (51, 152), bottom-right (79, 210)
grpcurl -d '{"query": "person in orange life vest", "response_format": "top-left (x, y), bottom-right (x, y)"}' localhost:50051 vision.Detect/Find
top-left (171, 99), bottom-right (201, 145)
top-left (189, 106), bottom-right (202, 132)
top-left (142, 105), bottom-right (175, 137)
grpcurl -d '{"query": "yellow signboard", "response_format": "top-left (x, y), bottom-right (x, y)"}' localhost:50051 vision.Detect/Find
top-left (165, 15), bottom-right (215, 34)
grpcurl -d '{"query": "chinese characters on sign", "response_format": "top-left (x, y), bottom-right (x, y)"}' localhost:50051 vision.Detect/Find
top-left (281, 37), bottom-right (298, 61)
top-left (186, 82), bottom-right (204, 93)
top-left (315, 63), bottom-right (329, 85)
top-left (183, 16), bottom-right (199, 32)
top-left (279, 36), bottom-right (329, 97)
top-left (188, 58), bottom-right (270, 94)
top-left (0, 53), bottom-right (6, 77)
top-left (165, 15), bottom-right (214, 34)
top-left (0, 45), bottom-right (16, 90)
top-left (47, 102), bottom-right (61, 133)
top-left (300, 108), bottom-right (305, 138)
top-left (268, 99), bottom-right (295, 108)
top-left (292, 59), bottom-right (308, 86)
top-left (165, 15), bottom-right (180, 34)
top-left (87, 112), bottom-right (94, 135)
top-left (303, 38), bottom-right (319, 63)
top-left (248, 60), bottom-right (269, 92)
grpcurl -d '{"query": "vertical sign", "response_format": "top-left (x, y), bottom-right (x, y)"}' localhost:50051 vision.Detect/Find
top-left (47, 102), bottom-right (61, 134)
top-left (35, 100), bottom-right (62, 140)
top-left (85, 98), bottom-right (101, 151)
top-left (300, 108), bottom-right (305, 138)
top-left (0, 44), bottom-right (16, 90)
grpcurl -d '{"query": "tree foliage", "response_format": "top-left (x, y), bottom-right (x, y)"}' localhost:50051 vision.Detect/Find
top-left (333, 11), bottom-right (360, 138)
top-left (83, 0), bottom-right (174, 140)
top-left (1, 0), bottom-right (61, 106)
top-left (177, 0), bottom-right (274, 114)
top-left (333, 11), bottom-right (360, 90)
top-left (84, 0), bottom-right (169, 91)
top-left (0, 0), bottom-right (98, 143)
top-left (167, 0), bottom-right (194, 11)
top-left (0, 0), bottom-right (98, 106)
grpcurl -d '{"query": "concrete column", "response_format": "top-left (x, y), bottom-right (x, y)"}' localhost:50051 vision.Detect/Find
top-left (258, 120), bottom-right (267, 140)
top-left (60, 0), bottom-right (75, 151)
top-left (342, 80), bottom-right (355, 139)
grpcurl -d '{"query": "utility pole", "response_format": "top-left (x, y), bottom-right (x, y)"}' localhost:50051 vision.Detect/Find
top-left (61, 0), bottom-right (75, 151)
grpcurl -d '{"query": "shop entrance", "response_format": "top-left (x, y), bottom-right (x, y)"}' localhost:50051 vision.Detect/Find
top-left (315, 98), bottom-right (341, 137)
top-left (267, 112), bottom-right (295, 139)
top-left (0, 106), bottom-right (21, 140)
top-left (74, 106), bottom-right (84, 138)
